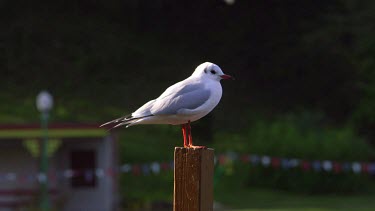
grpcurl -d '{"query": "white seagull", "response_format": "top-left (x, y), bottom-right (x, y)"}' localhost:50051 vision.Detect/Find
top-left (100, 62), bottom-right (233, 148)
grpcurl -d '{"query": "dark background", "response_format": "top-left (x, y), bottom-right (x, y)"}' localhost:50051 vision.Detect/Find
top-left (2, 0), bottom-right (375, 208)
top-left (2, 1), bottom-right (374, 137)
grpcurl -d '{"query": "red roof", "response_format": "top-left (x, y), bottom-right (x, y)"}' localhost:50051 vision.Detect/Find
top-left (0, 123), bottom-right (102, 130)
top-left (0, 123), bottom-right (109, 139)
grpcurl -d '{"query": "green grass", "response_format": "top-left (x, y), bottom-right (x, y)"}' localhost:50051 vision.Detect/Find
top-left (217, 188), bottom-right (375, 211)
top-left (215, 167), bottom-right (375, 211)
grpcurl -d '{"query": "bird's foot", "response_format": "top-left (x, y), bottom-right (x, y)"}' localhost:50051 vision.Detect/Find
top-left (188, 145), bottom-right (207, 149)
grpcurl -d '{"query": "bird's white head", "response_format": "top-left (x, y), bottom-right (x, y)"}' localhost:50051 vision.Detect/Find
top-left (191, 62), bottom-right (233, 81)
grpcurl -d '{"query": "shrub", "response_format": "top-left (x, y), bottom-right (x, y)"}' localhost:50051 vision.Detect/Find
top-left (214, 112), bottom-right (375, 193)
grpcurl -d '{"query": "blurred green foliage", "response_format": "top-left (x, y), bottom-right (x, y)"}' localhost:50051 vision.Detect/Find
top-left (119, 125), bottom-right (180, 163)
top-left (2, 1), bottom-right (375, 134)
top-left (120, 172), bottom-right (173, 209)
top-left (214, 112), bottom-right (375, 193)
top-left (215, 112), bottom-right (374, 160)
top-left (1, 0), bottom-right (375, 140)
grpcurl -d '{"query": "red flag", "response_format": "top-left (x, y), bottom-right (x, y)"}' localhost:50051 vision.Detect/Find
top-left (362, 163), bottom-right (369, 173)
top-left (132, 165), bottom-right (141, 176)
top-left (333, 162), bottom-right (341, 174)
top-left (240, 155), bottom-right (250, 163)
top-left (107, 168), bottom-right (115, 177)
top-left (271, 157), bottom-right (281, 168)
top-left (160, 162), bottom-right (170, 171)
top-left (301, 161), bottom-right (311, 171)
top-left (218, 155), bottom-right (227, 165)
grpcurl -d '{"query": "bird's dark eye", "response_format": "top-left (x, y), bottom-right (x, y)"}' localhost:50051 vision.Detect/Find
top-left (210, 70), bottom-right (216, 74)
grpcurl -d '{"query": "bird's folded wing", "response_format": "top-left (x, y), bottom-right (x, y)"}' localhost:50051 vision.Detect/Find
top-left (132, 99), bottom-right (156, 117)
top-left (157, 80), bottom-right (203, 99)
top-left (151, 85), bottom-right (211, 115)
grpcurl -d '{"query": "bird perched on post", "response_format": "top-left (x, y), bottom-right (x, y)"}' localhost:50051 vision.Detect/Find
top-left (100, 62), bottom-right (233, 148)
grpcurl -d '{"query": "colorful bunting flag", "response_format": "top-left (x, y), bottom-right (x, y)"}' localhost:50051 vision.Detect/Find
top-left (0, 152), bottom-right (374, 183)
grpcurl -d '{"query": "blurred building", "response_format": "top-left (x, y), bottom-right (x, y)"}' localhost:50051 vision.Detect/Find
top-left (0, 123), bottom-right (118, 211)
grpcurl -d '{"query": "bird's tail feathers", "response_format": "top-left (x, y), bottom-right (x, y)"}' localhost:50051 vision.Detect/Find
top-left (99, 114), bottom-right (132, 127)
top-left (100, 114), bottom-right (153, 130)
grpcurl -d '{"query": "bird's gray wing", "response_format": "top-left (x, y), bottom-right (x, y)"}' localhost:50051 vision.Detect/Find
top-left (131, 99), bottom-right (156, 117)
top-left (151, 84), bottom-right (211, 115)
top-left (132, 82), bottom-right (202, 116)
top-left (157, 79), bottom-right (202, 99)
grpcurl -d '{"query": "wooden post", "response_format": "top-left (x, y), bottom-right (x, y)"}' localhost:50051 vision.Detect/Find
top-left (173, 147), bottom-right (214, 211)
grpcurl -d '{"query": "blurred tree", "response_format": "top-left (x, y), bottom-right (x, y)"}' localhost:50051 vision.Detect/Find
top-left (1, 0), bottom-right (375, 144)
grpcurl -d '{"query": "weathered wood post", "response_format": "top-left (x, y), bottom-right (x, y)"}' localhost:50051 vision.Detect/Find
top-left (173, 147), bottom-right (214, 211)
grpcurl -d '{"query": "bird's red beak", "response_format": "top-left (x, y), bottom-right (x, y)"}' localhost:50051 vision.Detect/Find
top-left (220, 74), bottom-right (234, 80)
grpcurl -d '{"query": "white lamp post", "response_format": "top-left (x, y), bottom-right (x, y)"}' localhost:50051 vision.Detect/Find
top-left (37, 91), bottom-right (53, 113)
top-left (36, 90), bottom-right (53, 211)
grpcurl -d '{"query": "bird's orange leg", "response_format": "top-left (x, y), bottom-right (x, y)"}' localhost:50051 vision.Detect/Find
top-left (187, 120), bottom-right (193, 147)
top-left (187, 120), bottom-right (206, 149)
top-left (181, 124), bottom-right (188, 148)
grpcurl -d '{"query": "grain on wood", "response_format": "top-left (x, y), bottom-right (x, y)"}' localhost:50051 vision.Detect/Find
top-left (173, 147), bottom-right (214, 211)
